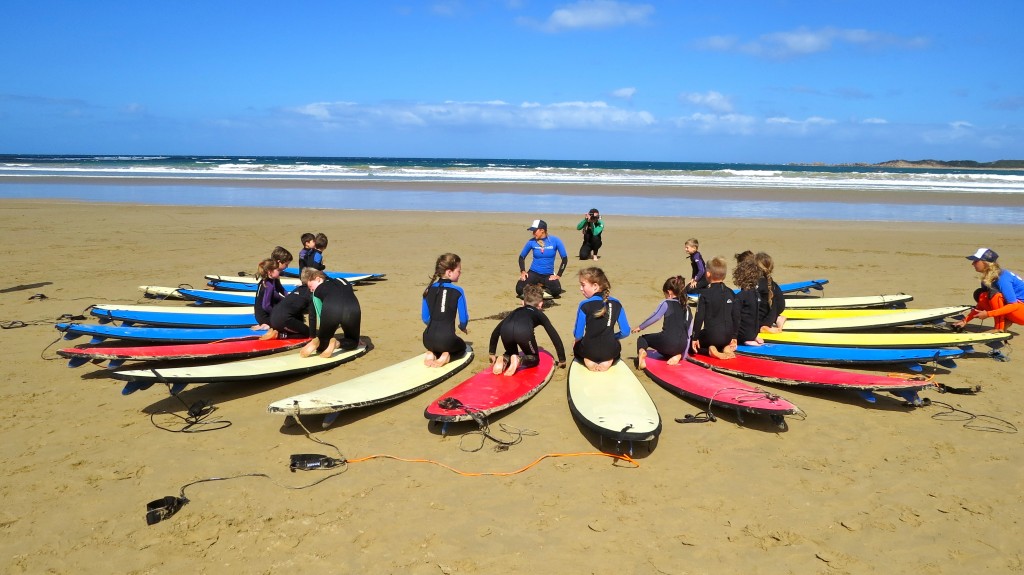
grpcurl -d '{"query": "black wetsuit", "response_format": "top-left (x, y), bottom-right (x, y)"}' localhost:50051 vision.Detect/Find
top-left (421, 279), bottom-right (469, 359)
top-left (269, 285), bottom-right (312, 338)
top-left (692, 282), bottom-right (740, 354)
top-left (635, 299), bottom-right (691, 359)
top-left (734, 288), bottom-right (760, 342)
top-left (253, 277), bottom-right (286, 326)
top-left (302, 249), bottom-right (325, 271)
top-left (310, 277), bottom-right (361, 353)
top-left (686, 251), bottom-right (710, 294)
top-left (757, 277), bottom-right (786, 328)
top-left (488, 305), bottom-right (566, 368)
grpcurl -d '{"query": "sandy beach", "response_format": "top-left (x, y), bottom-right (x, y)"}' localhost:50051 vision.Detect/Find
top-left (1, 197), bottom-right (1022, 574)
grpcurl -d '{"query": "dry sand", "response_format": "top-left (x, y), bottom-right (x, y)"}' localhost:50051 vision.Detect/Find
top-left (0, 198), bottom-right (1022, 574)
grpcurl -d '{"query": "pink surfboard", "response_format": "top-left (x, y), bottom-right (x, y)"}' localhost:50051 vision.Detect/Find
top-left (643, 355), bottom-right (799, 427)
top-left (424, 349), bottom-right (556, 423)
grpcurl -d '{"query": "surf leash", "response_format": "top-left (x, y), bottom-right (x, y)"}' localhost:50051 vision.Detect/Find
top-left (925, 401), bottom-right (1018, 434)
top-left (436, 397), bottom-right (538, 452)
top-left (149, 395), bottom-right (232, 433)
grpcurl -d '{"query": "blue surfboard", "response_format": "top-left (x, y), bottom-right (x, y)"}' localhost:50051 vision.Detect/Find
top-left (90, 307), bottom-right (258, 328)
top-left (735, 342), bottom-right (962, 372)
top-left (207, 280), bottom-right (299, 293)
top-left (177, 288), bottom-right (256, 306)
top-left (689, 279), bottom-right (828, 301)
top-left (280, 268), bottom-right (382, 282)
top-left (56, 322), bottom-right (267, 344)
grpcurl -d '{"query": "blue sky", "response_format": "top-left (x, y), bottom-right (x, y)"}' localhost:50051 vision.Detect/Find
top-left (2, 1), bottom-right (1022, 163)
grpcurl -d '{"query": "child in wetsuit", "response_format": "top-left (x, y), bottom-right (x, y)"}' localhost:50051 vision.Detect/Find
top-left (302, 232), bottom-right (328, 271)
top-left (685, 238), bottom-right (709, 294)
top-left (297, 233), bottom-right (315, 270)
top-left (755, 252), bottom-right (787, 333)
top-left (263, 267), bottom-right (317, 341)
top-left (633, 275), bottom-right (691, 370)
top-left (253, 258), bottom-right (287, 331)
top-left (732, 259), bottom-right (764, 346)
top-left (300, 268), bottom-right (361, 358)
top-left (690, 256), bottom-right (740, 359)
top-left (573, 267), bottom-right (631, 372)
top-left (422, 253), bottom-right (469, 368)
top-left (488, 284), bottom-right (567, 376)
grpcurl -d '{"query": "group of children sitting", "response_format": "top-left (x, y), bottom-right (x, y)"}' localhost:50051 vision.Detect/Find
top-left (247, 228), bottom-right (787, 375)
top-left (419, 235), bottom-right (788, 376)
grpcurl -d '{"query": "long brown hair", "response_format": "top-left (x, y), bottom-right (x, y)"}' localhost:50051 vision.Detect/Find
top-left (423, 253), bottom-right (461, 298)
top-left (579, 267), bottom-right (612, 317)
top-left (663, 275), bottom-right (688, 303)
top-left (755, 252), bottom-right (775, 306)
top-left (256, 258), bottom-right (279, 281)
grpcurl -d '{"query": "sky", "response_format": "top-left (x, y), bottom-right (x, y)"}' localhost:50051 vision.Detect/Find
top-left (2, 1), bottom-right (1022, 163)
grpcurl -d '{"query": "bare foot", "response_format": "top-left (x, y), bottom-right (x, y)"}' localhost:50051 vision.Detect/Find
top-left (300, 338), bottom-right (320, 358)
top-left (259, 328), bottom-right (278, 341)
top-left (760, 326), bottom-right (782, 334)
top-left (709, 346), bottom-right (735, 360)
top-left (594, 359), bottom-right (613, 371)
top-left (584, 358), bottom-right (599, 371)
top-left (666, 354), bottom-right (682, 365)
top-left (492, 355), bottom-right (506, 375)
top-left (744, 340), bottom-right (763, 346)
top-left (319, 337), bottom-right (338, 358)
top-left (775, 316), bottom-right (786, 329)
top-left (434, 352), bottom-right (451, 368)
top-left (637, 348), bottom-right (648, 370)
top-left (252, 323), bottom-right (269, 331)
top-left (423, 351), bottom-right (437, 367)
top-left (503, 354), bottom-right (520, 376)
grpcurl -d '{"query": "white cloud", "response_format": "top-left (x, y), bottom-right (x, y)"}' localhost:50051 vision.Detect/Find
top-left (289, 99), bottom-right (655, 131)
top-left (680, 91), bottom-right (734, 113)
top-left (765, 116), bottom-right (837, 134)
top-left (673, 113), bottom-right (757, 135)
top-left (532, 1), bottom-right (654, 32)
top-left (696, 27), bottom-right (929, 59)
top-left (861, 118), bottom-right (888, 124)
top-left (611, 87), bottom-right (636, 100)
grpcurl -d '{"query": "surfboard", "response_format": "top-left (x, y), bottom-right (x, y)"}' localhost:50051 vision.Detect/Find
top-left (688, 279), bottom-right (828, 303)
top-left (687, 354), bottom-right (933, 404)
top-left (268, 345), bottom-right (475, 428)
top-left (93, 303), bottom-right (255, 315)
top-left (643, 355), bottom-right (799, 427)
top-left (90, 306), bottom-right (258, 328)
top-left (280, 268), bottom-right (384, 282)
top-left (205, 274), bottom-right (303, 287)
top-left (176, 288), bottom-right (256, 306)
top-left (735, 342), bottom-right (963, 370)
top-left (112, 342), bottom-right (368, 395)
top-left (424, 349), bottom-right (556, 424)
top-left (781, 306), bottom-right (970, 332)
top-left (567, 359), bottom-right (661, 445)
top-left (783, 308), bottom-right (919, 319)
top-left (783, 294), bottom-right (914, 309)
top-left (57, 337), bottom-right (308, 369)
top-left (139, 286), bottom-right (188, 300)
top-left (206, 279), bottom-right (299, 293)
top-left (56, 322), bottom-right (268, 344)
top-left (760, 329), bottom-right (1011, 349)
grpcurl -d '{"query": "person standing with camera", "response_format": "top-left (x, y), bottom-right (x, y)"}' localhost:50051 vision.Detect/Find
top-left (577, 208), bottom-right (604, 260)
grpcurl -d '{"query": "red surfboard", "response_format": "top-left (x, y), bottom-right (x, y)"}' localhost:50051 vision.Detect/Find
top-left (643, 355), bottom-right (799, 427)
top-left (57, 338), bottom-right (309, 369)
top-left (425, 349), bottom-right (556, 423)
top-left (687, 353), bottom-right (932, 405)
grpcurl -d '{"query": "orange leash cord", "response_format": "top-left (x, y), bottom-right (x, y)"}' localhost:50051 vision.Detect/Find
top-left (344, 451), bottom-right (639, 477)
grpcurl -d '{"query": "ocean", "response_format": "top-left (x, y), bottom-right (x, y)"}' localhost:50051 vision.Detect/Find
top-left (2, 155), bottom-right (1023, 224)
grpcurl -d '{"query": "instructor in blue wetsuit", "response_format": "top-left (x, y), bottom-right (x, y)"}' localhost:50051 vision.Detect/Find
top-left (517, 219), bottom-right (568, 299)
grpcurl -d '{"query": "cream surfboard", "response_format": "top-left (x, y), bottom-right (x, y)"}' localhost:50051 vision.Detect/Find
top-left (567, 359), bottom-right (661, 449)
top-left (781, 306), bottom-right (970, 332)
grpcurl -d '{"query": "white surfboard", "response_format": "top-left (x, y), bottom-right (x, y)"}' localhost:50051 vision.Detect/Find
top-left (139, 286), bottom-right (188, 299)
top-left (781, 306), bottom-right (970, 332)
top-left (783, 294), bottom-right (914, 309)
top-left (783, 307), bottom-right (919, 319)
top-left (93, 303), bottom-right (255, 315)
top-left (268, 345), bottom-right (475, 423)
top-left (567, 359), bottom-right (661, 443)
top-left (205, 274), bottom-right (303, 287)
top-left (112, 343), bottom-right (368, 385)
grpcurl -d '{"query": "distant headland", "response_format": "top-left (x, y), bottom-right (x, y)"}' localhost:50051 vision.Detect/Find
top-left (833, 159), bottom-right (1024, 170)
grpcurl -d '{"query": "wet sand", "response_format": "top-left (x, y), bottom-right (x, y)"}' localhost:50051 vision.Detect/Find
top-left (0, 198), bottom-right (1021, 573)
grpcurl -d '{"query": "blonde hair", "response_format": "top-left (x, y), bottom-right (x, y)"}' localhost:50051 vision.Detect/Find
top-left (685, 238), bottom-right (699, 250)
top-left (423, 253), bottom-right (461, 298)
top-left (579, 267), bottom-right (612, 317)
top-left (707, 257), bottom-right (727, 281)
top-left (256, 258), bottom-right (279, 280)
top-left (981, 261), bottom-right (1002, 288)
top-left (300, 267), bottom-right (325, 284)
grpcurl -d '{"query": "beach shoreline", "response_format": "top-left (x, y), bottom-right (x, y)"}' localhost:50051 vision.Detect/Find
top-left (1, 199), bottom-right (1022, 574)
top-left (3, 174), bottom-right (1024, 207)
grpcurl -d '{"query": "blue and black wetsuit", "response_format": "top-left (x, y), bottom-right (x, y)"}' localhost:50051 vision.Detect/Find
top-left (270, 285), bottom-right (312, 338)
top-left (302, 249), bottom-right (325, 271)
top-left (687, 251), bottom-right (709, 294)
top-left (692, 282), bottom-right (740, 354)
top-left (488, 305), bottom-right (566, 368)
top-left (310, 277), bottom-right (361, 353)
top-left (422, 279), bottom-right (469, 359)
top-left (253, 277), bottom-right (287, 326)
top-left (635, 298), bottom-right (691, 359)
top-left (517, 236), bottom-right (568, 298)
top-left (573, 295), bottom-right (630, 364)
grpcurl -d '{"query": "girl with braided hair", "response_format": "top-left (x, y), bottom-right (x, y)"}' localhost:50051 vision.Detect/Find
top-left (755, 251), bottom-right (787, 333)
top-left (573, 267), bottom-right (631, 372)
top-left (632, 275), bottom-right (691, 370)
top-left (422, 253), bottom-right (470, 367)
